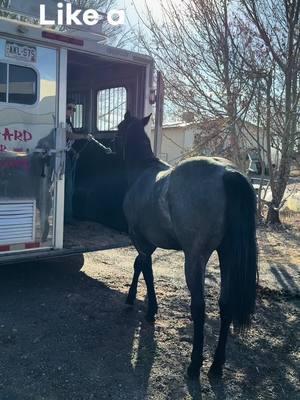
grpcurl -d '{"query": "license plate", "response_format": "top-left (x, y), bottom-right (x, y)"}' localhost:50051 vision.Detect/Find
top-left (5, 41), bottom-right (37, 63)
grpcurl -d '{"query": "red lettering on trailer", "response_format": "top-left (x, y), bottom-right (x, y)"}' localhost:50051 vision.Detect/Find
top-left (1, 128), bottom-right (32, 142)
top-left (0, 144), bottom-right (7, 152)
top-left (2, 128), bottom-right (14, 141)
top-left (14, 130), bottom-right (24, 141)
top-left (23, 130), bottom-right (32, 142)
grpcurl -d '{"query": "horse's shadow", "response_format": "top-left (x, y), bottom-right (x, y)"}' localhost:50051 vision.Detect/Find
top-left (184, 374), bottom-right (226, 400)
top-left (0, 255), bottom-right (156, 400)
top-left (175, 286), bottom-right (299, 400)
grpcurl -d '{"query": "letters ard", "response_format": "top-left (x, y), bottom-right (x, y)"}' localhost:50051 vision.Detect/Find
top-left (1, 128), bottom-right (32, 142)
top-left (40, 2), bottom-right (125, 27)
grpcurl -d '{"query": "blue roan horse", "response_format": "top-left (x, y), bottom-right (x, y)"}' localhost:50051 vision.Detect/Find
top-left (117, 112), bottom-right (258, 379)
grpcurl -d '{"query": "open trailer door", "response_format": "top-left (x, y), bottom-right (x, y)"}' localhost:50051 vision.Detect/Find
top-left (0, 9), bottom-right (156, 264)
top-left (153, 71), bottom-right (165, 157)
top-left (0, 38), bottom-right (60, 256)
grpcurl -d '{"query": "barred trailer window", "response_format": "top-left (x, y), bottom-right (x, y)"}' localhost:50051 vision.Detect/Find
top-left (68, 92), bottom-right (88, 130)
top-left (97, 87), bottom-right (127, 131)
top-left (73, 104), bottom-right (83, 129)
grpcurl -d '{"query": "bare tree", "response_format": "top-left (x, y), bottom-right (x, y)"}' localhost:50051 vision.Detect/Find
top-left (241, 0), bottom-right (300, 223)
top-left (0, 0), bottom-right (9, 9)
top-left (134, 0), bottom-right (258, 169)
top-left (0, 0), bottom-right (18, 19)
top-left (134, 0), bottom-right (299, 223)
top-left (68, 0), bottom-right (124, 44)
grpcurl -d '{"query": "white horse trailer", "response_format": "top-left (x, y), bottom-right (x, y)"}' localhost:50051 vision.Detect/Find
top-left (0, 16), bottom-right (164, 265)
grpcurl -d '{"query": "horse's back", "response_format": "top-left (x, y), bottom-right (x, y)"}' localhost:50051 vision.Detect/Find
top-left (176, 155), bottom-right (237, 170)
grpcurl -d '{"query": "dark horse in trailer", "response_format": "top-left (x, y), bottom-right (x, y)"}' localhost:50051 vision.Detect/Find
top-left (117, 112), bottom-right (258, 379)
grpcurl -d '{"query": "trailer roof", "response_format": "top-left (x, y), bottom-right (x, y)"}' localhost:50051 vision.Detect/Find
top-left (0, 17), bottom-right (153, 66)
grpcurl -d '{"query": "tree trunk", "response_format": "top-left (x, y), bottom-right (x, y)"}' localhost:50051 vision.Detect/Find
top-left (266, 203), bottom-right (281, 224)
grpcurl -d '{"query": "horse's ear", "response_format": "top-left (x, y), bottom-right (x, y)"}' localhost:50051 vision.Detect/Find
top-left (142, 114), bottom-right (152, 127)
top-left (124, 111), bottom-right (131, 120)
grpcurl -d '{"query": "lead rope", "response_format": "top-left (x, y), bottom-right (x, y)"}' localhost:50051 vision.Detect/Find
top-left (88, 135), bottom-right (113, 155)
top-left (70, 134), bottom-right (114, 174)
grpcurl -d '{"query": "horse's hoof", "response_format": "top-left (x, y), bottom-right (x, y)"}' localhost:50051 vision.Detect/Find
top-left (208, 363), bottom-right (223, 378)
top-left (145, 313), bottom-right (156, 324)
top-left (187, 364), bottom-right (200, 379)
top-left (126, 296), bottom-right (135, 306)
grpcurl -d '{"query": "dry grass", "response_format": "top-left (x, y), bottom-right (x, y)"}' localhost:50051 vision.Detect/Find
top-left (280, 211), bottom-right (300, 231)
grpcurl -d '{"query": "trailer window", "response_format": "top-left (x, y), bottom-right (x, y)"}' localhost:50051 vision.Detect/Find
top-left (8, 65), bottom-right (37, 105)
top-left (72, 104), bottom-right (83, 129)
top-left (68, 92), bottom-right (88, 130)
top-left (97, 87), bottom-right (127, 131)
top-left (0, 63), bottom-right (7, 102)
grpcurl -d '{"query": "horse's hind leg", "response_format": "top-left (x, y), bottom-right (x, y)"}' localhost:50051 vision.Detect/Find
top-left (209, 246), bottom-right (232, 377)
top-left (126, 254), bottom-right (143, 306)
top-left (185, 253), bottom-right (208, 379)
top-left (126, 252), bottom-right (158, 322)
top-left (141, 254), bottom-right (158, 323)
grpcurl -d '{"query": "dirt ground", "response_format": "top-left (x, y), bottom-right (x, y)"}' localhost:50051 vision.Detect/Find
top-left (0, 226), bottom-right (299, 400)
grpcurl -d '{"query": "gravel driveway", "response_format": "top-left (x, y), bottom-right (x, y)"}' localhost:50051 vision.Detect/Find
top-left (0, 227), bottom-right (299, 400)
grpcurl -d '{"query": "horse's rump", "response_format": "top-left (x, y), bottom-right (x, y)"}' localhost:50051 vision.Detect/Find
top-left (167, 157), bottom-right (229, 252)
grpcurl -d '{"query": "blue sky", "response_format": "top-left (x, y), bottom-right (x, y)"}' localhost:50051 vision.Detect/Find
top-left (117, 0), bottom-right (148, 26)
top-left (117, 0), bottom-right (168, 26)
top-left (117, 0), bottom-right (186, 37)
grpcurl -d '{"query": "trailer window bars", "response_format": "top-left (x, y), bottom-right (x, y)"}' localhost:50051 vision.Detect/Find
top-left (67, 92), bottom-right (88, 130)
top-left (97, 87), bottom-right (127, 132)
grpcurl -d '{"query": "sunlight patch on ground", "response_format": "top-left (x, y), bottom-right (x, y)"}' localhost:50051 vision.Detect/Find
top-left (130, 323), bottom-right (142, 369)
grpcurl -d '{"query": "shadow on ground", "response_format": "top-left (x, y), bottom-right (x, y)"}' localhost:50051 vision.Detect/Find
top-left (171, 284), bottom-right (300, 400)
top-left (0, 256), bottom-right (156, 400)
top-left (0, 250), bottom-right (299, 400)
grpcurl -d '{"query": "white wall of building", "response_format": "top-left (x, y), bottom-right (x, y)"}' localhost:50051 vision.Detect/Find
top-left (150, 122), bottom-right (196, 165)
top-left (150, 120), bottom-right (281, 169)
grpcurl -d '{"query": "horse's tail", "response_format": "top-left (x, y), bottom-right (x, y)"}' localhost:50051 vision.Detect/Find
top-left (222, 169), bottom-right (258, 332)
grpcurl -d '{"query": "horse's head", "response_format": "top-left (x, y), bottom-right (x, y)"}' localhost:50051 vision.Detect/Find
top-left (117, 111), bottom-right (154, 164)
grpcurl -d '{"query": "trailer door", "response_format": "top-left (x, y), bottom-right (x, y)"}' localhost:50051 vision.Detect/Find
top-left (0, 40), bottom-right (59, 254)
